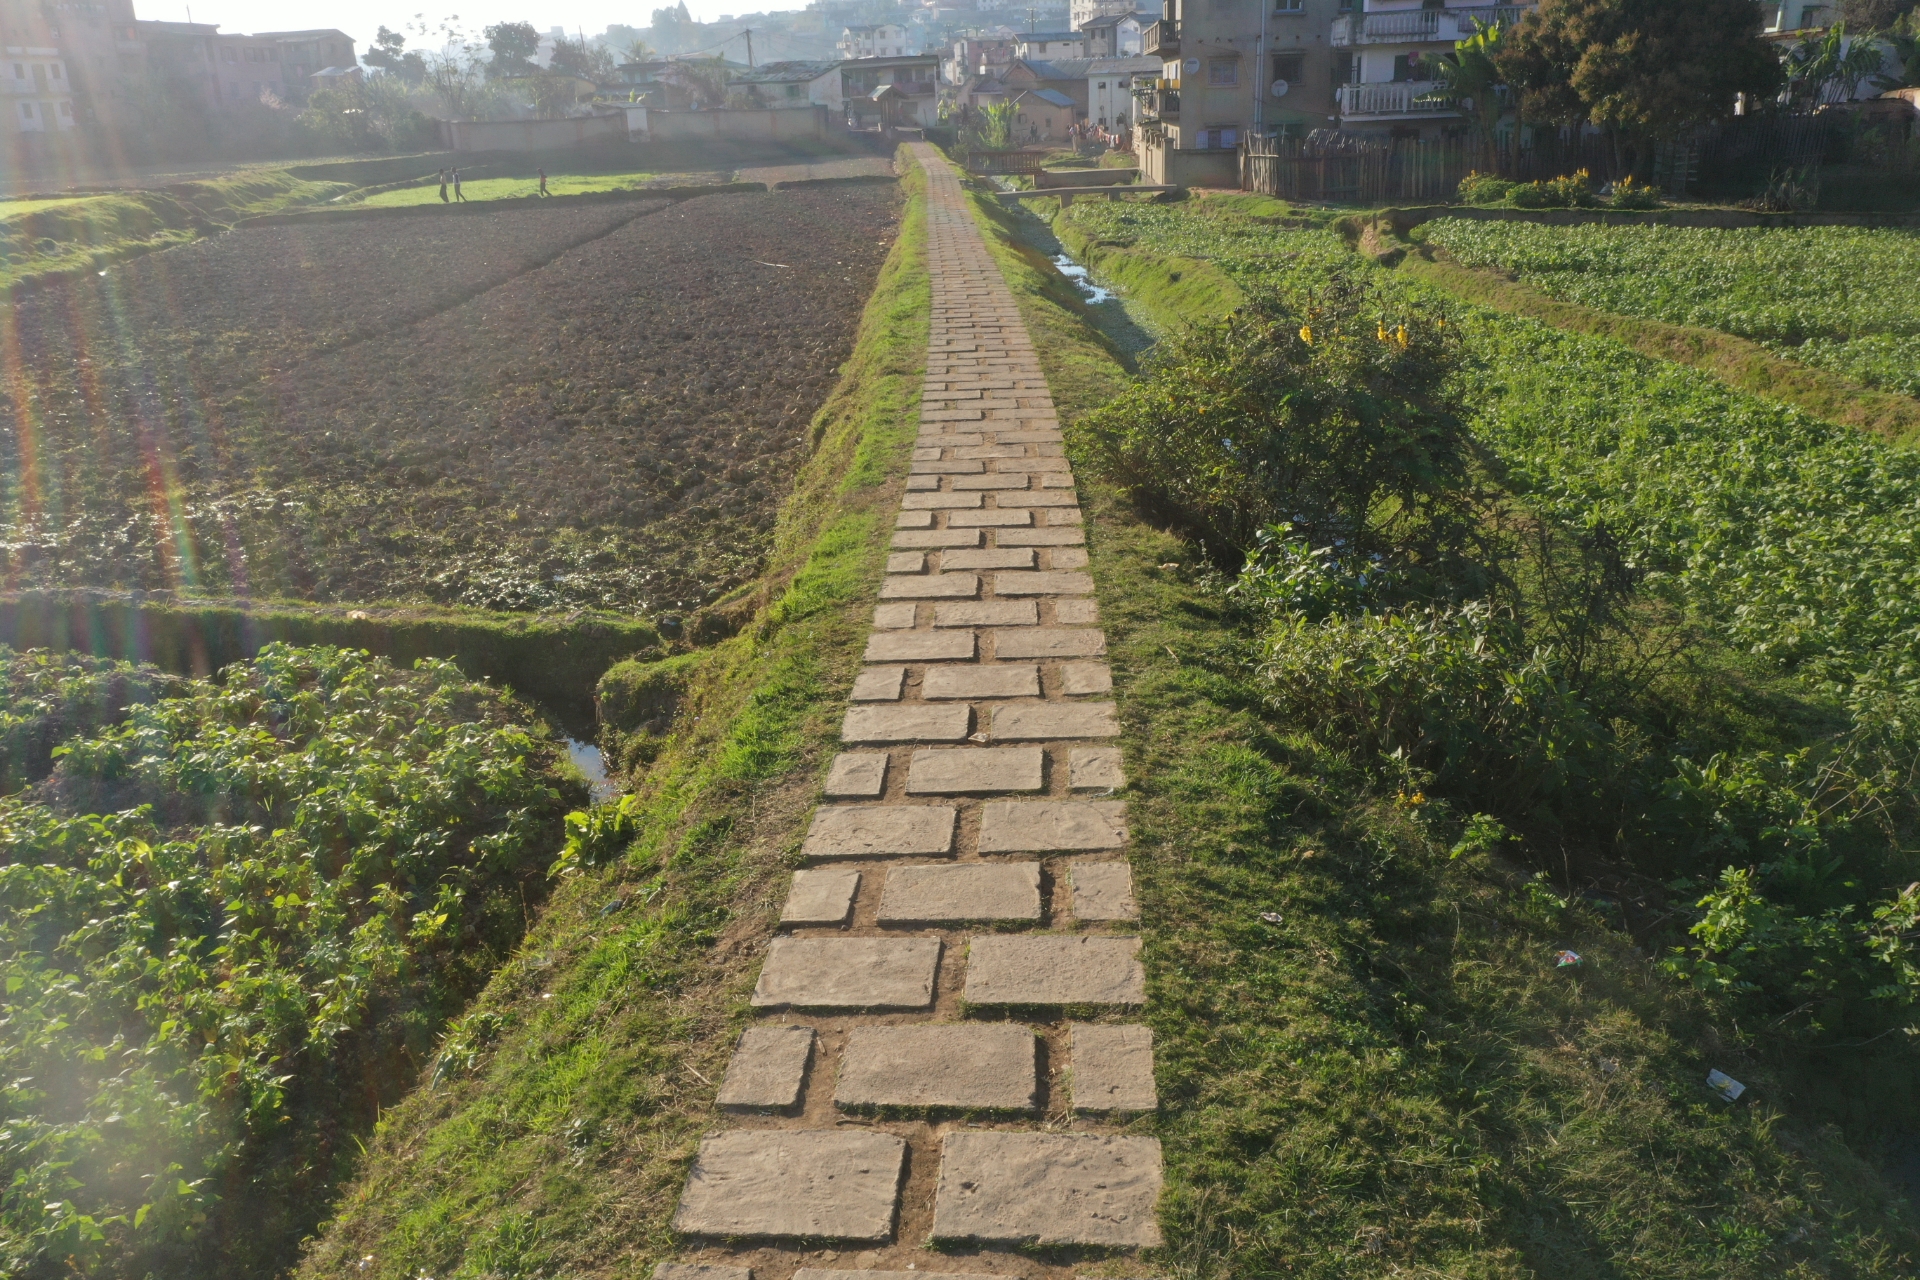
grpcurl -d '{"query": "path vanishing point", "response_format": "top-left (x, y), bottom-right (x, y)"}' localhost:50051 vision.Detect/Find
top-left (660, 142), bottom-right (1162, 1279)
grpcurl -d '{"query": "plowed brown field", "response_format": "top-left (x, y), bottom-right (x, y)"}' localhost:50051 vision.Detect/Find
top-left (0, 184), bottom-right (899, 613)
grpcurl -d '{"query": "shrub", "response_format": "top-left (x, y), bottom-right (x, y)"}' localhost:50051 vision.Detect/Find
top-left (1610, 174), bottom-right (1660, 209)
top-left (1456, 170), bottom-right (1516, 204)
top-left (1074, 277), bottom-right (1476, 573)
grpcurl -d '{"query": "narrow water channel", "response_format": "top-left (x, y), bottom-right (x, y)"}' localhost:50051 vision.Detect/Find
top-left (564, 737), bottom-right (619, 804)
top-left (993, 190), bottom-right (1164, 362)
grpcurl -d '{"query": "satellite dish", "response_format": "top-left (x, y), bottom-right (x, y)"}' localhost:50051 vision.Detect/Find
top-left (1270, 78), bottom-right (1290, 98)
top-left (1183, 56), bottom-right (1199, 74)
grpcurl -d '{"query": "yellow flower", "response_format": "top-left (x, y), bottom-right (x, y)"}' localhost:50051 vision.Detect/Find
top-left (1394, 324), bottom-right (1409, 348)
top-left (1299, 325), bottom-right (1313, 345)
top-left (1377, 323), bottom-right (1388, 341)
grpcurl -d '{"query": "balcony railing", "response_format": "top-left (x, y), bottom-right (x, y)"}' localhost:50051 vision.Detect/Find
top-left (1144, 18), bottom-right (1178, 56)
top-left (1134, 84), bottom-right (1178, 119)
top-left (1337, 80), bottom-right (1461, 117)
top-left (1332, 4), bottom-right (1528, 47)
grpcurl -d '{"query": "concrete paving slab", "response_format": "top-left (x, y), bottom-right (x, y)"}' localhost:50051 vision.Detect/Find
top-left (850, 666), bottom-right (906, 702)
top-left (802, 805), bottom-right (956, 858)
top-left (951, 474), bottom-right (1032, 491)
top-left (891, 529), bottom-right (984, 549)
top-left (1059, 662), bottom-right (1112, 695)
top-left (781, 868), bottom-right (861, 924)
top-left (835, 1023), bottom-right (1037, 1110)
top-left (879, 573), bottom-right (980, 601)
top-left (656, 1265), bottom-right (753, 1280)
top-left (752, 936), bottom-right (942, 1009)
top-left (872, 602), bottom-right (917, 630)
top-left (964, 935), bottom-right (1145, 1006)
top-left (865, 630), bottom-right (975, 662)
top-left (906, 474), bottom-right (939, 491)
top-left (716, 1025), bottom-right (816, 1108)
top-left (1070, 861), bottom-right (1136, 921)
top-left (1018, 490), bottom-right (1079, 507)
top-left (902, 490), bottom-right (983, 510)
top-left (929, 1131), bottom-right (1162, 1246)
top-left (957, 444), bottom-right (1033, 459)
top-left (1070, 1024), bottom-right (1156, 1113)
top-left (991, 628), bottom-right (1105, 659)
top-left (922, 665), bottom-right (1041, 700)
top-left (1068, 747), bottom-right (1125, 793)
top-left (842, 704), bottom-right (972, 743)
top-left (879, 862), bottom-right (1042, 922)
top-left (793, 1271), bottom-right (989, 1280)
top-left (895, 510), bottom-right (933, 529)
top-left (1051, 548), bottom-right (1091, 570)
top-left (992, 572), bottom-right (1094, 597)
top-left (910, 458), bottom-right (985, 474)
top-left (978, 800), bottom-right (1127, 851)
top-left (990, 703), bottom-right (1119, 741)
top-left (941, 548), bottom-right (1035, 571)
top-left (906, 746), bottom-right (1044, 794)
top-left (947, 509), bottom-right (1033, 528)
top-left (886, 551), bottom-right (927, 573)
top-left (1040, 473), bottom-right (1075, 488)
top-left (934, 600), bottom-right (1037, 628)
top-left (1047, 509), bottom-right (1085, 525)
top-left (1052, 599), bottom-right (1099, 625)
top-left (673, 1129), bottom-right (907, 1241)
top-left (995, 527), bottom-right (1084, 546)
top-left (824, 752), bottom-right (889, 798)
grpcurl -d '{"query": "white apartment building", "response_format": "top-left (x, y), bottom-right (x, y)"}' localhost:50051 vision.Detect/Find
top-left (1331, 0), bottom-right (1535, 135)
top-left (4, 47), bottom-right (76, 132)
top-left (838, 23), bottom-right (912, 58)
top-left (1013, 29), bottom-right (1090, 59)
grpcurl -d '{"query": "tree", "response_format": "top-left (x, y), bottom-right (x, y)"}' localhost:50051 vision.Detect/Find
top-left (484, 20), bottom-right (540, 79)
top-left (1842, 0), bottom-right (1918, 26)
top-left (1783, 22), bottom-right (1894, 106)
top-left (1496, 0), bottom-right (1781, 140)
top-left (1416, 19), bottom-right (1511, 152)
top-left (550, 34), bottom-right (614, 82)
top-left (364, 25), bottom-right (428, 84)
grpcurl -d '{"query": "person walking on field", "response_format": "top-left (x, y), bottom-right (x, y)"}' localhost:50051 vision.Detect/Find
top-left (537, 167), bottom-right (550, 197)
top-left (452, 168), bottom-right (468, 202)
top-left (437, 168), bottom-right (449, 203)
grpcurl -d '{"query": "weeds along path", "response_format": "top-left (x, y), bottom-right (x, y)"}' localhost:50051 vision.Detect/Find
top-left (658, 141), bottom-right (1162, 1276)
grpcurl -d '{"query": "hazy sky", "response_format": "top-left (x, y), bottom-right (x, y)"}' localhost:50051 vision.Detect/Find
top-left (161, 0), bottom-right (793, 49)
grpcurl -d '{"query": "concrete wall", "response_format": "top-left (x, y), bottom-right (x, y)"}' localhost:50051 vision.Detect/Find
top-left (440, 113), bottom-right (627, 152)
top-left (646, 105), bottom-right (830, 142)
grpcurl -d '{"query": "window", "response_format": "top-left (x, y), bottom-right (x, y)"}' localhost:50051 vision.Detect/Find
top-left (1097, 80), bottom-right (1107, 89)
top-left (1273, 0), bottom-right (1302, 11)
top-left (11, 64), bottom-right (21, 78)
top-left (1392, 53), bottom-right (1421, 81)
top-left (1331, 53), bottom-right (1355, 85)
top-left (221, 46), bottom-right (237, 62)
top-left (1198, 124), bottom-right (1237, 148)
top-left (786, 82), bottom-right (801, 96)
top-left (1206, 56), bottom-right (1237, 86)
top-left (1272, 51), bottom-right (1303, 84)
top-left (50, 62), bottom-right (63, 79)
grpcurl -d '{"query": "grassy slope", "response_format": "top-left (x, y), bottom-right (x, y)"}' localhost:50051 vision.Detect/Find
top-left (1394, 246), bottom-right (1920, 447)
top-left (0, 170), bottom-right (351, 292)
top-left (981, 186), bottom-right (1920, 1277)
top-left (294, 158), bottom-right (928, 1280)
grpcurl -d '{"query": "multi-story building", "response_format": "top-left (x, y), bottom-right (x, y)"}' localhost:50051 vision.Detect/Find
top-left (1331, 0), bottom-right (1534, 136)
top-left (838, 23), bottom-right (912, 57)
top-left (1013, 29), bottom-right (1088, 59)
top-left (1078, 11), bottom-right (1155, 57)
top-left (1070, 0), bottom-right (1142, 27)
top-left (2, 0), bottom-right (145, 137)
top-left (1134, 0), bottom-right (1342, 185)
top-left (1085, 53), bottom-right (1158, 128)
top-left (943, 35), bottom-right (1014, 83)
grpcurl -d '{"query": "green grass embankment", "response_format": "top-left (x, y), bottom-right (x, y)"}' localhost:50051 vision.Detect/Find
top-left (0, 591), bottom-right (662, 735)
top-left (292, 153), bottom-right (929, 1280)
top-left (1039, 196), bottom-right (1243, 332)
top-left (0, 169), bottom-right (353, 292)
top-left (977, 177), bottom-right (1920, 1277)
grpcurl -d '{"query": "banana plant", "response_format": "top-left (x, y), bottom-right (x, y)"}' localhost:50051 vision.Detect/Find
top-left (1416, 18), bottom-right (1510, 152)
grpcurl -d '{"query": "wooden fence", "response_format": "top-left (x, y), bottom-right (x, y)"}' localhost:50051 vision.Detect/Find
top-left (1241, 135), bottom-right (1482, 204)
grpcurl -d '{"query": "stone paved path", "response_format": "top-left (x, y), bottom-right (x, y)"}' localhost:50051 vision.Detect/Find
top-left (664, 142), bottom-right (1160, 1278)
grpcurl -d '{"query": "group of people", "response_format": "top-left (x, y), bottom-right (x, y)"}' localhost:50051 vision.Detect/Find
top-left (434, 167), bottom-right (551, 203)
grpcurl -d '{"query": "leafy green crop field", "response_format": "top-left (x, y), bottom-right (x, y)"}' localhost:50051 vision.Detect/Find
top-left (1417, 219), bottom-right (1920, 396)
top-left (1047, 192), bottom-right (1920, 1275)
top-left (0, 643), bottom-right (581, 1280)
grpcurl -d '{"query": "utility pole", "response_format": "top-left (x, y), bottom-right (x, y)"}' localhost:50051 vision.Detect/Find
top-left (744, 27), bottom-right (754, 66)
